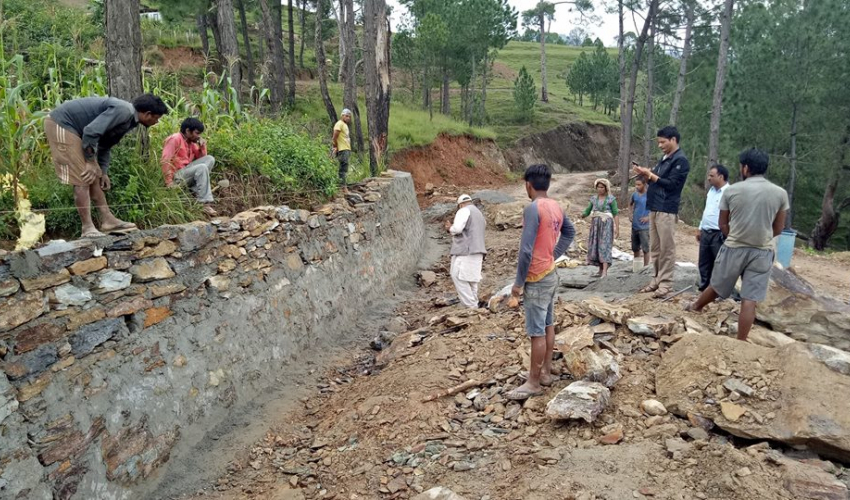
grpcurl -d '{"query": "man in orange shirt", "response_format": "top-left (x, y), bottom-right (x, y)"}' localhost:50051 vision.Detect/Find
top-left (507, 164), bottom-right (576, 400)
top-left (161, 118), bottom-right (217, 216)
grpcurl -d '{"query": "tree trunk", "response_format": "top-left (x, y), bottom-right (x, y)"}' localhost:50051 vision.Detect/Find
top-left (216, 0), bottom-right (242, 98)
top-left (105, 0), bottom-right (145, 153)
top-left (364, 0), bottom-right (391, 176)
top-left (616, 0), bottom-right (658, 207)
top-left (340, 0), bottom-right (363, 151)
top-left (287, 0), bottom-right (297, 105)
top-left (105, 0), bottom-right (143, 101)
top-left (236, 0), bottom-right (255, 87)
top-left (643, 23), bottom-right (655, 168)
top-left (707, 0), bottom-right (734, 182)
top-left (259, 0), bottom-right (287, 111)
top-left (209, 6), bottom-right (223, 62)
top-left (299, 0), bottom-right (306, 68)
top-left (481, 52), bottom-right (488, 119)
top-left (197, 14), bottom-right (211, 61)
top-left (422, 65), bottom-right (430, 110)
top-left (468, 56), bottom-right (476, 126)
top-left (811, 125), bottom-right (850, 250)
top-left (786, 102), bottom-right (798, 229)
top-left (441, 69), bottom-right (450, 115)
top-left (617, 0), bottom-right (626, 150)
top-left (539, 12), bottom-right (548, 102)
top-left (669, 5), bottom-right (694, 126)
top-left (315, 0), bottom-right (337, 123)
top-left (336, 0), bottom-right (346, 83)
top-left (276, 0), bottom-right (287, 99)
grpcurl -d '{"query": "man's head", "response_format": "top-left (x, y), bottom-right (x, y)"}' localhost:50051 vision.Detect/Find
top-left (738, 148), bottom-right (769, 180)
top-left (635, 176), bottom-right (647, 193)
top-left (656, 125), bottom-right (681, 156)
top-left (133, 94), bottom-right (168, 127)
top-left (341, 108), bottom-right (352, 124)
top-left (180, 117), bottom-right (205, 143)
top-left (457, 194), bottom-right (472, 208)
top-left (708, 164), bottom-right (729, 188)
top-left (523, 164), bottom-right (551, 199)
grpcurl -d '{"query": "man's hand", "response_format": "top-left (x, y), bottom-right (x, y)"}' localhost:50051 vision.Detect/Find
top-left (81, 161), bottom-right (100, 184)
top-left (444, 220), bottom-right (452, 232)
top-left (198, 138), bottom-right (206, 147)
top-left (511, 284), bottom-right (523, 298)
top-left (100, 174), bottom-right (111, 191)
top-left (639, 216), bottom-right (649, 224)
top-left (633, 165), bottom-right (652, 178)
top-left (695, 230), bottom-right (701, 242)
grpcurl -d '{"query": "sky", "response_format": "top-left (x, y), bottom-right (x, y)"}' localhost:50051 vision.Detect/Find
top-left (386, 0), bottom-right (633, 47)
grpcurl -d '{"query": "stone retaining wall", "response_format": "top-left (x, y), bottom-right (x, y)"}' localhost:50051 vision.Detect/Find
top-left (0, 171), bottom-right (425, 499)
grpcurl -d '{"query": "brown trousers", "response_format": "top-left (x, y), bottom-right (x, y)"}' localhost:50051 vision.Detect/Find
top-left (650, 211), bottom-right (677, 289)
top-left (44, 117), bottom-right (99, 186)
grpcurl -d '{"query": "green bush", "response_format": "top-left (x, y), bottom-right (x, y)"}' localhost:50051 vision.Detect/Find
top-left (212, 120), bottom-right (339, 197)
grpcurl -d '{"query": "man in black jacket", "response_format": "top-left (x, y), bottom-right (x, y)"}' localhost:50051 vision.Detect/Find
top-left (632, 126), bottom-right (690, 298)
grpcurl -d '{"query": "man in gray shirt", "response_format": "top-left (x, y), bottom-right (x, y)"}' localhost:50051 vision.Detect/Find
top-left (45, 94), bottom-right (168, 238)
top-left (686, 148), bottom-right (789, 341)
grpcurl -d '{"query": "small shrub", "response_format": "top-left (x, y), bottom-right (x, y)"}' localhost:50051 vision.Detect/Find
top-left (464, 158), bottom-right (476, 168)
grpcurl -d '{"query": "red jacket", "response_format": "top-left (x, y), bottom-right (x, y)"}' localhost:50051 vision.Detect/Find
top-left (161, 133), bottom-right (208, 185)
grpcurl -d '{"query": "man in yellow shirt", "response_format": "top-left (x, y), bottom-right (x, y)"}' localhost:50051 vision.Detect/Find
top-left (332, 109), bottom-right (352, 187)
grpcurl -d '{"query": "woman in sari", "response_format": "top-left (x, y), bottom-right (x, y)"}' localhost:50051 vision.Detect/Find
top-left (581, 179), bottom-right (619, 277)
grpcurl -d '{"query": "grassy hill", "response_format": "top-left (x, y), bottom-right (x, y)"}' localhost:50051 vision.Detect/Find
top-left (484, 41), bottom-right (619, 145)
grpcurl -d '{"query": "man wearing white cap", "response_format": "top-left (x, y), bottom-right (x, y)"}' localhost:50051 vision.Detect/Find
top-left (332, 109), bottom-right (352, 187)
top-left (448, 194), bottom-right (487, 308)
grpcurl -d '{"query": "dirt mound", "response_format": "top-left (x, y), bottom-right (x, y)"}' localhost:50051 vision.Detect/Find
top-left (490, 62), bottom-right (517, 80)
top-left (159, 47), bottom-right (205, 72)
top-left (503, 122), bottom-right (621, 173)
top-left (390, 135), bottom-right (510, 203)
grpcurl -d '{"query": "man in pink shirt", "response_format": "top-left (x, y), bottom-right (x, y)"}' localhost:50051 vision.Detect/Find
top-left (161, 118), bottom-right (217, 216)
top-left (507, 164), bottom-right (575, 400)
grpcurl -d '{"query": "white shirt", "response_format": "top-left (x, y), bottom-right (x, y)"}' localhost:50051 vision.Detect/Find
top-left (699, 183), bottom-right (729, 230)
top-left (450, 206), bottom-right (471, 235)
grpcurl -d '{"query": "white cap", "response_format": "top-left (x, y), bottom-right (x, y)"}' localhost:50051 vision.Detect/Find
top-left (457, 194), bottom-right (472, 205)
top-left (341, 108), bottom-right (352, 116)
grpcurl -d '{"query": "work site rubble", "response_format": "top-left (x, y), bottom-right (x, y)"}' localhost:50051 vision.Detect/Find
top-left (183, 182), bottom-right (850, 500)
top-left (185, 276), bottom-right (850, 500)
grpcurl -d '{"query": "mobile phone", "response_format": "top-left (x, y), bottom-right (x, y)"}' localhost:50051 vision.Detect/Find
top-left (631, 161), bottom-right (639, 166)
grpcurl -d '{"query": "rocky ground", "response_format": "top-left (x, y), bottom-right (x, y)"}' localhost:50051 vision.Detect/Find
top-left (178, 173), bottom-right (850, 500)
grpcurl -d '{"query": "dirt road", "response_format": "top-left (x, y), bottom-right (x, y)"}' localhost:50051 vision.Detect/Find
top-left (177, 172), bottom-right (849, 500)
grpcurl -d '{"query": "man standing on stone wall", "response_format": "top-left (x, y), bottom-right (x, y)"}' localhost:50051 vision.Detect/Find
top-left (696, 164), bottom-right (729, 291)
top-left (686, 149), bottom-right (789, 342)
top-left (448, 194), bottom-right (487, 309)
top-left (44, 94), bottom-right (168, 238)
top-left (332, 109), bottom-right (353, 189)
top-left (632, 126), bottom-right (691, 298)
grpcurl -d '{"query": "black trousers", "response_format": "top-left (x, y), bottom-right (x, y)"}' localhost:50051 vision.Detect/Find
top-left (698, 229), bottom-right (725, 291)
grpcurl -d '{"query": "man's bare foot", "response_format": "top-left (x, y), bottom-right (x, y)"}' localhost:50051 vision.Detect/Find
top-left (683, 302), bottom-right (701, 312)
top-left (505, 382), bottom-right (544, 401)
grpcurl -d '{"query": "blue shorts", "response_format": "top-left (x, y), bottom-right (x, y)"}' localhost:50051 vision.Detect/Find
top-left (523, 271), bottom-right (559, 337)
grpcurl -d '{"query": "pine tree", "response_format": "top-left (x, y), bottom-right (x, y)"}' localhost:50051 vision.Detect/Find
top-left (513, 65), bottom-right (537, 122)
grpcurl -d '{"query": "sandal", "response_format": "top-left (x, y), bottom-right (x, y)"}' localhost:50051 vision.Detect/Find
top-left (505, 386), bottom-right (545, 401)
top-left (639, 284), bottom-right (659, 293)
top-left (653, 288), bottom-right (671, 299)
top-left (81, 229), bottom-right (107, 239)
top-left (101, 221), bottom-right (138, 234)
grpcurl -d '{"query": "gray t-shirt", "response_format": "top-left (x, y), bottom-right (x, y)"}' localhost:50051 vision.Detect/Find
top-left (49, 97), bottom-right (139, 172)
top-left (720, 176), bottom-right (790, 250)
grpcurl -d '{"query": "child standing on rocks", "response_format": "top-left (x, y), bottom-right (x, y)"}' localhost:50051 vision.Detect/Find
top-left (507, 164), bottom-right (575, 401)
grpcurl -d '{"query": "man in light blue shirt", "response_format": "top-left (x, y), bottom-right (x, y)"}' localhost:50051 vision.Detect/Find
top-left (697, 164), bottom-right (729, 290)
